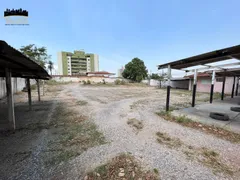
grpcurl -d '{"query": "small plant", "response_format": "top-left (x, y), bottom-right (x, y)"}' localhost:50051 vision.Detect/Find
top-left (156, 131), bottom-right (182, 148)
top-left (127, 118), bottom-right (144, 130)
top-left (153, 168), bottom-right (159, 174)
top-left (82, 80), bottom-right (87, 85)
top-left (114, 79), bottom-right (121, 85)
top-left (76, 100), bottom-right (88, 106)
top-left (102, 79), bottom-right (106, 84)
top-left (87, 80), bottom-right (91, 84)
top-left (86, 154), bottom-right (159, 179)
top-left (175, 115), bottom-right (192, 124)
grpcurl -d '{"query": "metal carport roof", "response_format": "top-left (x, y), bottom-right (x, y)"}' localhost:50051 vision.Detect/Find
top-left (0, 40), bottom-right (51, 79)
top-left (158, 44), bottom-right (240, 70)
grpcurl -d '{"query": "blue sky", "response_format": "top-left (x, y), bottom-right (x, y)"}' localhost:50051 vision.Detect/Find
top-left (1, 0), bottom-right (240, 76)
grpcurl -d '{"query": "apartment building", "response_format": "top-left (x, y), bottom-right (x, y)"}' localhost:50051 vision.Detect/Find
top-left (57, 50), bottom-right (99, 75)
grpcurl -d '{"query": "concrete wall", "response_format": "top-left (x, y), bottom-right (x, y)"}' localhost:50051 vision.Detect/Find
top-left (195, 77), bottom-right (236, 94)
top-left (52, 75), bottom-right (120, 83)
top-left (0, 78), bottom-right (35, 99)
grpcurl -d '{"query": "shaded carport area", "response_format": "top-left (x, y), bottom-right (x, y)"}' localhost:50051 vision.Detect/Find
top-left (158, 44), bottom-right (240, 133)
top-left (0, 40), bottom-right (50, 130)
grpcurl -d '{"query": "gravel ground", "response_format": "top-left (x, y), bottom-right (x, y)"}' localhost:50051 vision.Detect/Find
top-left (51, 84), bottom-right (240, 180)
top-left (1, 83), bottom-right (240, 180)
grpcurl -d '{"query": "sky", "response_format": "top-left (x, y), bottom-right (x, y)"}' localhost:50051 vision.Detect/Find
top-left (1, 0), bottom-right (240, 76)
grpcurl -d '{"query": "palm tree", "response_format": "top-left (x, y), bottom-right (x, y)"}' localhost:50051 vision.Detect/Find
top-left (48, 60), bottom-right (54, 75)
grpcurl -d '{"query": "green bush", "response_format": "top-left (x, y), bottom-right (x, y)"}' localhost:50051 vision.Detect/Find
top-left (115, 79), bottom-right (126, 85)
top-left (114, 79), bottom-right (121, 85)
top-left (82, 80), bottom-right (87, 85)
top-left (87, 80), bottom-right (91, 84)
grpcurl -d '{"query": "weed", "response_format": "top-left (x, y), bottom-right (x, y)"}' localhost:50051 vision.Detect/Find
top-left (153, 168), bottom-right (159, 174)
top-left (86, 153), bottom-right (159, 179)
top-left (127, 118), bottom-right (144, 130)
top-left (45, 80), bottom-right (70, 85)
top-left (199, 148), bottom-right (233, 175)
top-left (156, 131), bottom-right (182, 148)
top-left (156, 111), bottom-right (240, 143)
top-left (175, 115), bottom-right (192, 124)
top-left (76, 100), bottom-right (88, 106)
top-left (46, 150), bottom-right (79, 165)
top-left (45, 103), bottom-right (106, 166)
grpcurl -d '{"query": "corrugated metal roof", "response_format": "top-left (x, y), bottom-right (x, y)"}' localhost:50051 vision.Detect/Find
top-left (0, 40), bottom-right (51, 79)
top-left (158, 44), bottom-right (240, 70)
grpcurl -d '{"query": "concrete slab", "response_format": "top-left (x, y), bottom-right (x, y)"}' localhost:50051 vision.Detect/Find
top-left (173, 96), bottom-right (240, 133)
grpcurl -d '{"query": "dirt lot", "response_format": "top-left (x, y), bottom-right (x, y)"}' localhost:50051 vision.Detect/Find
top-left (0, 83), bottom-right (239, 180)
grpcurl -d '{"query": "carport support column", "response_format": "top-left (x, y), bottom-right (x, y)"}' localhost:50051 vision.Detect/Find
top-left (26, 78), bottom-right (32, 111)
top-left (5, 68), bottom-right (15, 130)
top-left (166, 65), bottom-right (171, 111)
top-left (37, 79), bottom-right (41, 101)
top-left (192, 69), bottom-right (198, 107)
top-left (42, 80), bottom-right (45, 96)
top-left (231, 76), bottom-right (236, 98)
top-left (210, 70), bottom-right (215, 103)
top-left (221, 70), bottom-right (226, 100)
top-left (236, 77), bottom-right (239, 96)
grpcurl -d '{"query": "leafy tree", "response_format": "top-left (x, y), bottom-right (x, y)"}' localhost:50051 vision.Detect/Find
top-left (150, 73), bottom-right (162, 80)
top-left (149, 73), bottom-right (167, 88)
top-left (48, 60), bottom-right (54, 75)
top-left (19, 44), bottom-right (51, 68)
top-left (122, 58), bottom-right (148, 82)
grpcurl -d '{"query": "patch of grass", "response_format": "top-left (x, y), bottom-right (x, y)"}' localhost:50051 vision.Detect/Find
top-left (127, 118), bottom-right (144, 130)
top-left (46, 150), bottom-right (79, 165)
top-left (182, 146), bottom-right (234, 176)
top-left (114, 79), bottom-right (126, 85)
top-left (156, 111), bottom-right (240, 143)
top-left (153, 168), bottom-right (159, 174)
top-left (45, 80), bottom-right (70, 85)
top-left (86, 153), bottom-right (159, 179)
top-left (156, 131), bottom-right (182, 148)
top-left (199, 148), bottom-right (233, 175)
top-left (76, 100), bottom-right (88, 106)
top-left (175, 115), bottom-right (193, 124)
top-left (45, 103), bottom-right (106, 166)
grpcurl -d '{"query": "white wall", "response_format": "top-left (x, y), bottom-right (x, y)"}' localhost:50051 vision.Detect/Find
top-left (52, 76), bottom-right (118, 83)
top-left (0, 78), bottom-right (35, 99)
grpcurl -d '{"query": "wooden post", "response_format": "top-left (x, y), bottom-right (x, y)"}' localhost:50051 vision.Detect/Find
top-left (231, 76), bottom-right (236, 98)
top-left (5, 68), bottom-right (15, 130)
top-left (221, 70), bottom-right (226, 100)
top-left (192, 69), bottom-right (198, 107)
top-left (26, 78), bottom-right (32, 110)
top-left (236, 77), bottom-right (239, 96)
top-left (210, 70), bottom-right (215, 103)
top-left (42, 80), bottom-right (45, 96)
top-left (166, 65), bottom-right (171, 111)
top-left (37, 79), bottom-right (41, 101)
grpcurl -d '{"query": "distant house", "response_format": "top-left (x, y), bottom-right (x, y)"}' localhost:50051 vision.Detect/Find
top-left (186, 73), bottom-right (237, 94)
top-left (86, 71), bottom-right (115, 77)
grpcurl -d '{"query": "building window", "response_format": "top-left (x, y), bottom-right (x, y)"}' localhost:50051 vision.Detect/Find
top-left (216, 77), bottom-right (223, 82)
